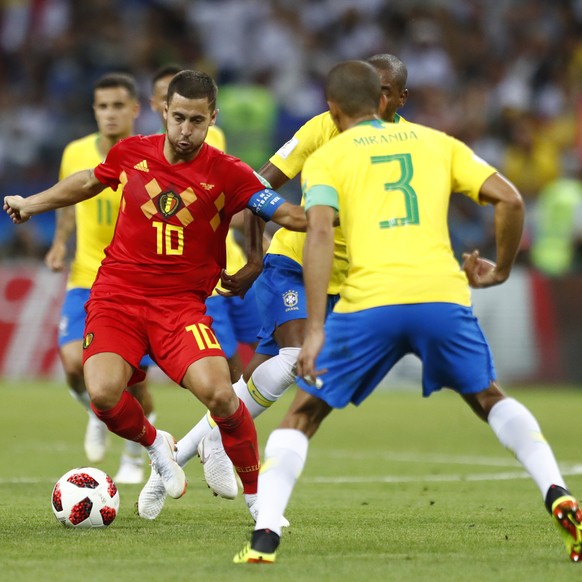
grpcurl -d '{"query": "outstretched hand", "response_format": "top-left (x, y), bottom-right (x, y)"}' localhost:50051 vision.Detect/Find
top-left (4, 196), bottom-right (30, 224)
top-left (462, 250), bottom-right (507, 288)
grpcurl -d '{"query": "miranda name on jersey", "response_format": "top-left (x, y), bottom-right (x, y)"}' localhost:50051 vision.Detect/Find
top-left (353, 130), bottom-right (419, 147)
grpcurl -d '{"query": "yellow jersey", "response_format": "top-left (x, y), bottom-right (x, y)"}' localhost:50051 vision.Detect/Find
top-left (302, 119), bottom-right (497, 312)
top-left (268, 111), bottom-right (406, 294)
top-left (205, 124), bottom-right (226, 152)
top-left (61, 126), bottom-right (237, 291)
top-left (60, 133), bottom-right (120, 289)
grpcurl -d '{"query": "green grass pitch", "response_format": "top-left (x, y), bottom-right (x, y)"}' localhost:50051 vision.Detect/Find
top-left (1, 379), bottom-right (581, 581)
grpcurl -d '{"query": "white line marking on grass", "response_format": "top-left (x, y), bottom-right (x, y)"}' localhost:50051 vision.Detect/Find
top-left (0, 477), bottom-right (60, 484)
top-left (304, 464), bottom-right (582, 485)
top-left (321, 450), bottom-right (524, 467)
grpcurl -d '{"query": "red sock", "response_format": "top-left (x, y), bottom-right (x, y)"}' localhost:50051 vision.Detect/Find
top-left (211, 400), bottom-right (259, 494)
top-left (91, 390), bottom-right (156, 446)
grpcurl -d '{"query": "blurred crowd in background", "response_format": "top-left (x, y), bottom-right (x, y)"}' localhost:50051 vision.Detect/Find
top-left (1, 0), bottom-right (582, 276)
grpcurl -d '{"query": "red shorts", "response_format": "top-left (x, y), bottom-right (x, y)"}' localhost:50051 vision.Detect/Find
top-left (82, 291), bottom-right (225, 386)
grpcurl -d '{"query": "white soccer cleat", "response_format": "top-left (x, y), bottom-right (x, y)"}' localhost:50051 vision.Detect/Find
top-left (84, 413), bottom-right (108, 463)
top-left (197, 432), bottom-right (239, 500)
top-left (146, 430), bottom-right (187, 499)
top-left (114, 454), bottom-right (145, 484)
top-left (244, 493), bottom-right (290, 528)
top-left (137, 465), bottom-right (167, 519)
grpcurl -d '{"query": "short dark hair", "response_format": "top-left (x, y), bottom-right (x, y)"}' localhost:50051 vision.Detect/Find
top-left (366, 54), bottom-right (408, 91)
top-left (94, 72), bottom-right (139, 100)
top-left (152, 63), bottom-right (183, 88)
top-left (167, 70), bottom-right (218, 111)
top-left (325, 61), bottom-right (381, 117)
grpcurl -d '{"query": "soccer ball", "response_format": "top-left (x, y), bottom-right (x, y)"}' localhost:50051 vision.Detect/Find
top-left (51, 467), bottom-right (120, 528)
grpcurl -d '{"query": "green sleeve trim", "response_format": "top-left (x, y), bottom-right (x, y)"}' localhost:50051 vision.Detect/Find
top-left (304, 184), bottom-right (339, 211)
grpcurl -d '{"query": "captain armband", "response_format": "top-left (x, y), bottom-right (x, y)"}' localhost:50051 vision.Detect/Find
top-left (247, 188), bottom-right (286, 221)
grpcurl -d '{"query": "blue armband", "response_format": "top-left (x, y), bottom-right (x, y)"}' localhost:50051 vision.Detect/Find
top-left (247, 188), bottom-right (286, 221)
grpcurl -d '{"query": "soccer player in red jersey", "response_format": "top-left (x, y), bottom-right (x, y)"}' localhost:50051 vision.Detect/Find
top-left (4, 70), bottom-right (306, 504)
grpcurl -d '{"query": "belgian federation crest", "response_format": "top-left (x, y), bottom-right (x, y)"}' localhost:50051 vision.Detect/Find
top-left (83, 332), bottom-right (94, 349)
top-left (158, 191), bottom-right (182, 217)
top-left (282, 290), bottom-right (299, 309)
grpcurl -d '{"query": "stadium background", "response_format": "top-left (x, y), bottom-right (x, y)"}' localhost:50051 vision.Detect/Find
top-left (0, 0), bottom-right (581, 384)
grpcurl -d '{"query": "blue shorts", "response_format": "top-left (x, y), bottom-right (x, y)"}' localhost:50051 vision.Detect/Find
top-left (254, 254), bottom-right (338, 357)
top-left (205, 286), bottom-right (261, 359)
top-left (296, 303), bottom-right (496, 408)
top-left (58, 288), bottom-right (155, 368)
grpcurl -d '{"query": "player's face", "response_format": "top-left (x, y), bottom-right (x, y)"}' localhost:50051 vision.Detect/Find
top-left (150, 75), bottom-right (173, 119)
top-left (93, 87), bottom-right (139, 140)
top-left (164, 93), bottom-right (217, 161)
top-left (376, 69), bottom-right (408, 123)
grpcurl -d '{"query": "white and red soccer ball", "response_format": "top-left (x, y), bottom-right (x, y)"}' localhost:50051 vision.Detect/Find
top-left (51, 467), bottom-right (120, 528)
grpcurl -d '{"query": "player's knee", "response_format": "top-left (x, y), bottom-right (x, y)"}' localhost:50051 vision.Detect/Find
top-left (88, 386), bottom-right (122, 411)
top-left (251, 346), bottom-right (300, 400)
top-left (278, 346), bottom-right (300, 377)
top-left (205, 384), bottom-right (239, 418)
top-left (84, 374), bottom-right (126, 411)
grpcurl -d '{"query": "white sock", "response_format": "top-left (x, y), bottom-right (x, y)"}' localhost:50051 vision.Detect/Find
top-left (124, 412), bottom-right (156, 458)
top-left (488, 397), bottom-right (567, 498)
top-left (245, 347), bottom-right (300, 416)
top-left (174, 376), bottom-right (252, 466)
top-left (175, 351), bottom-right (299, 468)
top-left (255, 428), bottom-right (308, 536)
top-left (181, 375), bottom-right (265, 461)
top-left (176, 413), bottom-right (214, 467)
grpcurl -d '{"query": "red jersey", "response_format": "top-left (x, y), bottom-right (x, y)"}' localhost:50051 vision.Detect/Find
top-left (92, 134), bottom-right (262, 300)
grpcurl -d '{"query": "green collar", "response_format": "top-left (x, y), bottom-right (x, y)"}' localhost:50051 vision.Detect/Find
top-left (355, 118), bottom-right (384, 129)
top-left (355, 113), bottom-right (401, 129)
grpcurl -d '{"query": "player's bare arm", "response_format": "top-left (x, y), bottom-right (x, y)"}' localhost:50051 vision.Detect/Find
top-left (296, 204), bottom-right (335, 382)
top-left (218, 209), bottom-right (265, 299)
top-left (242, 208), bottom-right (267, 268)
top-left (270, 201), bottom-right (307, 231)
top-left (257, 161), bottom-right (290, 191)
top-left (4, 169), bottom-right (107, 224)
top-left (228, 209), bottom-right (246, 231)
top-left (246, 187), bottom-right (307, 232)
top-left (45, 206), bottom-right (76, 272)
top-left (463, 173), bottom-right (525, 289)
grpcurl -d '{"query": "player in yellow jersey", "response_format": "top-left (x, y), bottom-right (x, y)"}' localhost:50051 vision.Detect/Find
top-left (137, 54), bottom-right (409, 520)
top-left (44, 73), bottom-right (157, 484)
top-left (234, 60), bottom-right (582, 564)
